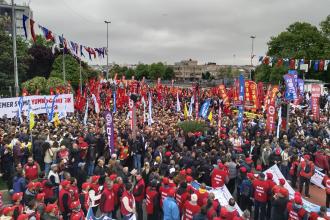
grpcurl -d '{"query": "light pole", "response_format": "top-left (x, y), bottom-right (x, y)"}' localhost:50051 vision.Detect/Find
top-left (61, 34), bottom-right (66, 83)
top-left (11, 0), bottom-right (19, 96)
top-left (250, 35), bottom-right (256, 66)
top-left (104, 20), bottom-right (111, 79)
top-left (250, 35), bottom-right (256, 80)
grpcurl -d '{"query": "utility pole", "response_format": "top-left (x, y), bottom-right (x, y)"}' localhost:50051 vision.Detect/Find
top-left (11, 0), bottom-right (19, 96)
top-left (104, 20), bottom-right (111, 79)
top-left (250, 35), bottom-right (256, 80)
top-left (62, 34), bottom-right (66, 83)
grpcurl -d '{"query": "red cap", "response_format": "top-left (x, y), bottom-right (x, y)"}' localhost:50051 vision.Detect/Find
top-left (70, 201), bottom-right (81, 209)
top-left (79, 141), bottom-right (88, 149)
top-left (12, 192), bottom-right (23, 201)
top-left (304, 155), bottom-right (310, 160)
top-left (34, 182), bottom-right (42, 188)
top-left (240, 167), bottom-right (247, 173)
top-left (17, 214), bottom-right (29, 220)
top-left (180, 169), bottom-right (186, 176)
top-left (266, 172), bottom-right (273, 180)
top-left (280, 188), bottom-right (289, 197)
top-left (45, 204), bottom-right (57, 213)
top-left (256, 165), bottom-right (262, 171)
top-left (247, 172), bottom-right (254, 180)
top-left (36, 193), bottom-right (45, 201)
top-left (71, 213), bottom-right (83, 220)
top-left (60, 180), bottom-right (71, 187)
top-left (91, 175), bottom-right (100, 183)
top-left (165, 151), bottom-right (172, 157)
top-left (168, 188), bottom-right (176, 197)
top-left (186, 176), bottom-right (193, 183)
top-left (162, 177), bottom-right (169, 185)
top-left (27, 182), bottom-right (35, 189)
top-left (109, 174), bottom-right (117, 181)
top-left (279, 178), bottom-right (286, 186)
top-left (82, 182), bottom-right (91, 190)
top-left (245, 157), bottom-right (253, 164)
top-left (2, 206), bottom-right (14, 215)
top-left (294, 192), bottom-right (301, 197)
top-left (275, 149), bottom-right (281, 155)
top-left (294, 196), bottom-right (302, 205)
top-left (218, 162), bottom-right (224, 169)
top-left (186, 168), bottom-right (192, 175)
top-left (220, 207), bottom-right (228, 217)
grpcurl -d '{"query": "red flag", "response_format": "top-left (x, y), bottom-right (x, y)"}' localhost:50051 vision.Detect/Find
top-left (289, 59), bottom-right (295, 69)
top-left (218, 105), bottom-right (222, 138)
top-left (311, 84), bottom-right (321, 121)
top-left (218, 85), bottom-right (229, 106)
top-left (30, 19), bottom-right (36, 42)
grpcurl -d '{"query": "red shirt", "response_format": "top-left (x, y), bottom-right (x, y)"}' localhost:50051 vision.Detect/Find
top-left (100, 187), bottom-right (115, 213)
top-left (252, 179), bottom-right (270, 202)
top-left (183, 201), bottom-right (200, 220)
top-left (211, 168), bottom-right (228, 188)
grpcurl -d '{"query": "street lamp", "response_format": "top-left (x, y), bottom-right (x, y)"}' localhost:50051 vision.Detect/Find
top-left (250, 35), bottom-right (256, 80)
top-left (104, 20), bottom-right (111, 79)
top-left (250, 35), bottom-right (256, 66)
top-left (11, 0), bottom-right (19, 96)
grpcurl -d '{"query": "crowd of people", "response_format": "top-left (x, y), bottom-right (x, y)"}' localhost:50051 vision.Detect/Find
top-left (0, 79), bottom-right (329, 220)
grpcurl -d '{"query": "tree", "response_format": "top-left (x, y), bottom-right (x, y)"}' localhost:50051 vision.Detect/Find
top-left (50, 54), bottom-right (87, 88)
top-left (26, 36), bottom-right (55, 80)
top-left (21, 76), bottom-right (47, 94)
top-left (267, 22), bottom-right (328, 59)
top-left (125, 68), bottom-right (135, 79)
top-left (255, 18), bottom-right (330, 83)
top-left (202, 71), bottom-right (211, 80)
top-left (135, 63), bottom-right (149, 80)
top-left (163, 66), bottom-right (175, 80)
top-left (0, 16), bottom-right (30, 96)
top-left (148, 62), bottom-right (165, 80)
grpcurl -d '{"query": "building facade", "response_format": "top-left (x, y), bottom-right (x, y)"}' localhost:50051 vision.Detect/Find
top-left (0, 1), bottom-right (33, 38)
top-left (173, 59), bottom-right (203, 80)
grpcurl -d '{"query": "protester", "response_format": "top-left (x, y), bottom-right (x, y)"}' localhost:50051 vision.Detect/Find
top-left (0, 78), bottom-right (328, 220)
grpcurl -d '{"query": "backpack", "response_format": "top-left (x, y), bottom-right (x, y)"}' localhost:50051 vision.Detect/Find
top-left (240, 179), bottom-right (252, 197)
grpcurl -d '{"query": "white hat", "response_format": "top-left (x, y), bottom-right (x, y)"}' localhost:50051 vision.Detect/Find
top-left (191, 194), bottom-right (198, 202)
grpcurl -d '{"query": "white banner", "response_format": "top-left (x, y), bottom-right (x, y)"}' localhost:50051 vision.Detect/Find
top-left (191, 181), bottom-right (243, 215)
top-left (264, 165), bottom-right (327, 213)
top-left (311, 167), bottom-right (325, 189)
top-left (0, 94), bottom-right (74, 118)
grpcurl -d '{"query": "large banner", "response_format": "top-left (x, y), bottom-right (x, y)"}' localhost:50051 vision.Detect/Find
top-left (0, 94), bottom-right (74, 118)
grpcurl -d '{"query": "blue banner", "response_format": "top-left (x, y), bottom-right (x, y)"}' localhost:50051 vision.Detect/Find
top-left (283, 74), bottom-right (297, 100)
top-left (297, 78), bottom-right (304, 97)
top-left (238, 74), bottom-right (245, 134)
top-left (238, 74), bottom-right (245, 102)
top-left (199, 99), bottom-right (211, 118)
top-left (48, 94), bottom-right (58, 121)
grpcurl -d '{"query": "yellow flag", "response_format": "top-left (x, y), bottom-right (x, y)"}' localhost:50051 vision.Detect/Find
top-left (29, 112), bottom-right (35, 130)
top-left (208, 111), bottom-right (213, 123)
top-left (54, 113), bottom-right (60, 128)
top-left (184, 103), bottom-right (188, 119)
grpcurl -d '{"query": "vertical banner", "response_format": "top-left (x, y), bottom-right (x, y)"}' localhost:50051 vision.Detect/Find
top-left (297, 79), bottom-right (304, 97)
top-left (113, 92), bottom-right (116, 113)
top-left (148, 93), bottom-right (153, 126)
top-left (218, 105), bottom-right (222, 137)
top-left (104, 111), bottom-right (114, 155)
top-left (249, 81), bottom-right (259, 110)
top-left (311, 84), bottom-right (321, 121)
top-left (266, 103), bottom-right (276, 133)
top-left (218, 85), bottom-right (229, 106)
top-left (257, 82), bottom-right (264, 102)
top-left (283, 74), bottom-right (297, 100)
top-left (195, 96), bottom-right (199, 119)
top-left (188, 95), bottom-right (194, 117)
top-left (199, 99), bottom-right (211, 118)
top-left (176, 92), bottom-right (181, 113)
top-left (238, 74), bottom-right (245, 134)
top-left (128, 98), bottom-right (134, 130)
top-left (276, 107), bottom-right (282, 138)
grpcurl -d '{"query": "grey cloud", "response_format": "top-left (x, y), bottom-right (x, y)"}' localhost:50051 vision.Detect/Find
top-left (15, 0), bottom-right (330, 65)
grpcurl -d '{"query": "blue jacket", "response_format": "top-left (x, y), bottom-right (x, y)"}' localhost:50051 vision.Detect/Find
top-left (13, 176), bottom-right (26, 193)
top-left (163, 197), bottom-right (180, 220)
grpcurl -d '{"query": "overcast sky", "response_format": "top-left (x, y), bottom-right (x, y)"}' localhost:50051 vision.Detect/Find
top-left (13, 0), bottom-right (330, 65)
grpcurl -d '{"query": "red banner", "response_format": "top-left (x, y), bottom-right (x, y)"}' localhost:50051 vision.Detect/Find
top-left (249, 81), bottom-right (259, 110)
top-left (311, 84), bottom-right (321, 121)
top-left (257, 82), bottom-right (264, 104)
top-left (266, 103), bottom-right (276, 133)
